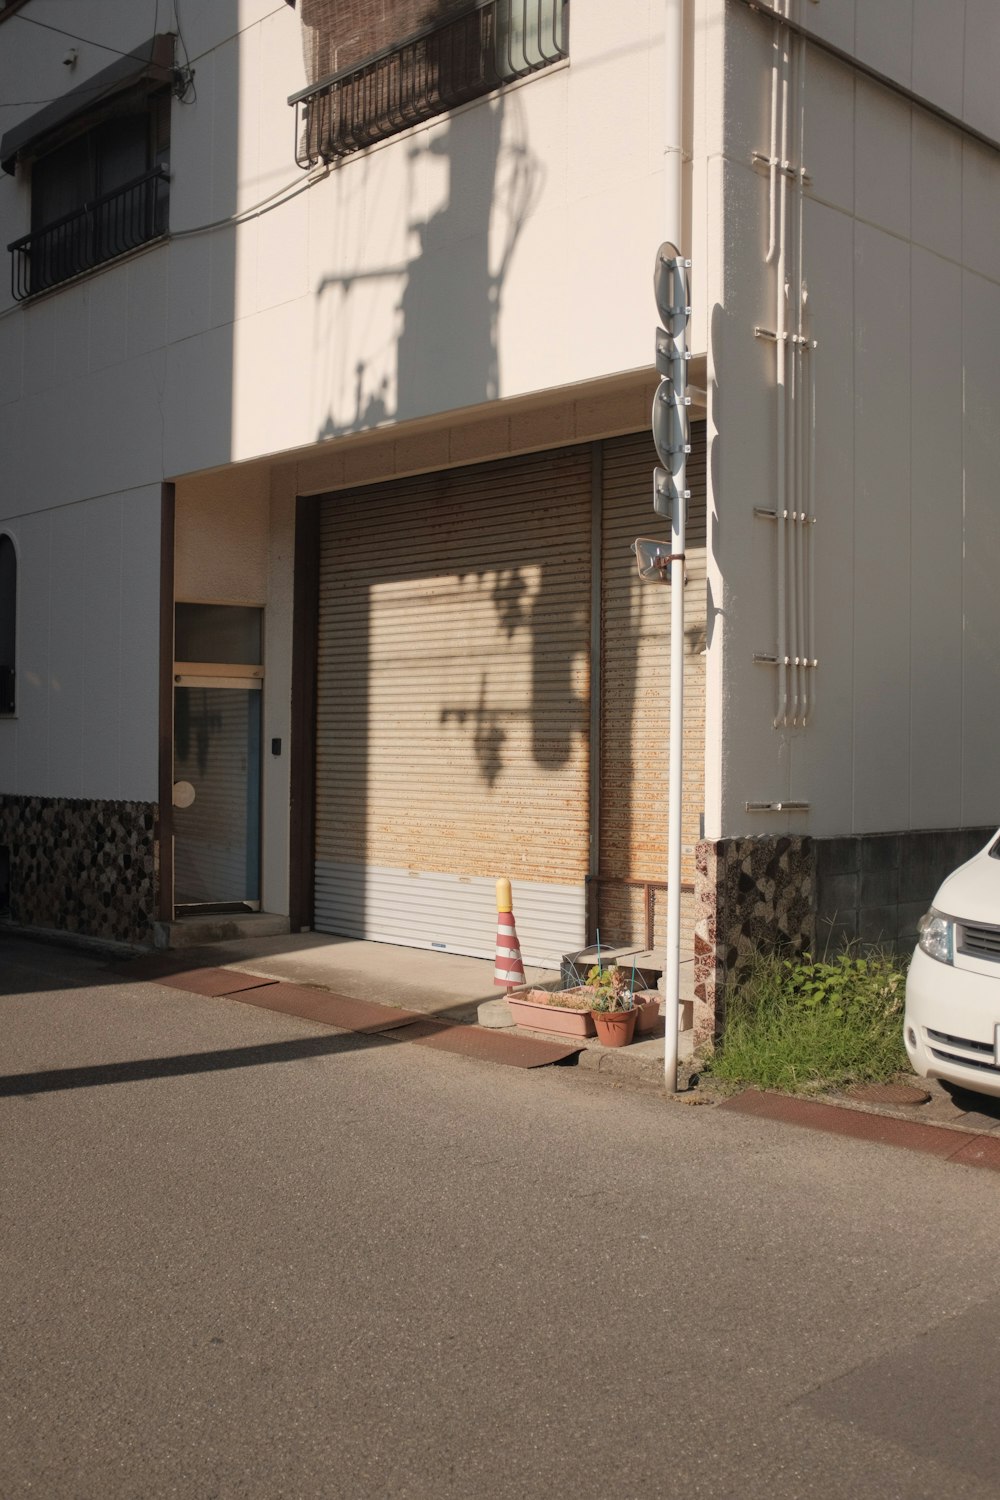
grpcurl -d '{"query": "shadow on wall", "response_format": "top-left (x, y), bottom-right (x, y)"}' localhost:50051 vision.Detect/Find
top-left (310, 0), bottom-right (542, 438)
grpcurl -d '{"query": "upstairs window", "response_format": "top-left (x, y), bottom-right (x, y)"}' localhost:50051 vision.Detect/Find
top-left (289, 0), bottom-right (568, 168)
top-left (2, 35), bottom-right (174, 300)
top-left (0, 535), bottom-right (15, 715)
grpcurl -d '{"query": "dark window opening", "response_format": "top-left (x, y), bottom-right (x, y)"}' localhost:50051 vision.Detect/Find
top-left (0, 535), bottom-right (15, 715)
top-left (175, 604), bottom-right (263, 667)
top-left (290, 0), bottom-right (568, 168)
top-left (8, 87), bottom-right (170, 300)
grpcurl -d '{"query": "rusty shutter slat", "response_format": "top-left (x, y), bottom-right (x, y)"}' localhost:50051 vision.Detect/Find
top-left (315, 446), bottom-right (592, 963)
top-left (597, 424), bottom-right (707, 953)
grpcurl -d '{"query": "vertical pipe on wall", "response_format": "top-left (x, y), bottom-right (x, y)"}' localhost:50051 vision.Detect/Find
top-left (774, 25), bottom-right (789, 726)
top-left (793, 29), bottom-right (807, 724)
top-left (766, 20), bottom-right (780, 265)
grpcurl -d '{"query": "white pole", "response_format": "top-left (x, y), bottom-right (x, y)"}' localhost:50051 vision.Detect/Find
top-left (663, 0), bottom-right (684, 1092)
top-left (664, 400), bottom-right (685, 1093)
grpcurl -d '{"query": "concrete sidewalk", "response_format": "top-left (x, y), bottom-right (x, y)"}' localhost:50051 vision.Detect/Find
top-left (106, 929), bottom-right (693, 1086)
top-left (101, 927), bottom-right (1000, 1149)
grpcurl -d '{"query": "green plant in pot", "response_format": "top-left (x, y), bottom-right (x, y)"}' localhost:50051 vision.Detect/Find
top-left (586, 965), bottom-right (638, 1047)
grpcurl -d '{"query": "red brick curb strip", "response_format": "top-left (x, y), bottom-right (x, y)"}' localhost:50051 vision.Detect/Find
top-left (147, 969), bottom-right (581, 1069)
top-left (720, 1089), bottom-right (1000, 1172)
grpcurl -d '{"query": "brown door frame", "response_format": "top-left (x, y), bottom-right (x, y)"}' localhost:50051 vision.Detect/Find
top-left (288, 495), bottom-right (319, 932)
top-left (157, 481), bottom-right (175, 923)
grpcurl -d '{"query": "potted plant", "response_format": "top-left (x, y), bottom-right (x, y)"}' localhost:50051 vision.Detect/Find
top-left (587, 964), bottom-right (638, 1047)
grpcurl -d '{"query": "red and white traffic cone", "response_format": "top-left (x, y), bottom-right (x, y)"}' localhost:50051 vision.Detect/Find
top-left (494, 876), bottom-right (526, 991)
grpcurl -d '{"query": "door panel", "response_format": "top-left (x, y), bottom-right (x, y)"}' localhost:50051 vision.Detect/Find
top-left (173, 685), bottom-right (262, 906)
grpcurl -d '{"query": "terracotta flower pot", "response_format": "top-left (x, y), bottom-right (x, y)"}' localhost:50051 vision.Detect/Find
top-left (591, 1008), bottom-right (638, 1047)
top-left (634, 997), bottom-right (662, 1035)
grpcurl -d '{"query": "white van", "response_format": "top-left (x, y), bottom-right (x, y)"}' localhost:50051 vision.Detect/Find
top-left (905, 831), bottom-right (1000, 1098)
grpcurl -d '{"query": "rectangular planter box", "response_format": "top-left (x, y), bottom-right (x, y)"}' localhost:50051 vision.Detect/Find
top-left (507, 990), bottom-right (596, 1038)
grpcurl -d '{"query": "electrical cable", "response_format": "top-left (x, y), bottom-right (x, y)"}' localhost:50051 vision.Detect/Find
top-left (11, 11), bottom-right (149, 61)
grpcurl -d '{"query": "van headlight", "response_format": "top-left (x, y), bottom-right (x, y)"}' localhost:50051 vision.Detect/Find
top-left (917, 909), bottom-right (954, 965)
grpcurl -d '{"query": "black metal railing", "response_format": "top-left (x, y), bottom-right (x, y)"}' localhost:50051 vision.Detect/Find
top-left (290, 0), bottom-right (568, 169)
top-left (8, 165), bottom-right (169, 301)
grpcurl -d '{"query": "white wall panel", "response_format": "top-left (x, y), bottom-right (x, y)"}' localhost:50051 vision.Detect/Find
top-left (127, 251), bottom-right (169, 360)
top-left (56, 283), bottom-right (90, 387)
top-left (721, 0), bottom-right (773, 171)
top-left (961, 141), bottom-right (1000, 286)
top-left (803, 53), bottom-right (855, 218)
top-left (851, 225), bottom-right (911, 832)
top-left (911, 112), bottom-right (963, 262)
top-left (45, 506), bottom-right (87, 797)
top-left (12, 514), bottom-right (51, 795)
top-left (789, 198), bottom-right (856, 833)
top-left (800, 0), bottom-right (856, 57)
top-left (712, 154), bottom-right (791, 829)
top-left (167, 236), bottom-right (215, 347)
top-left (208, 222), bottom-right (258, 332)
top-left (912, 0), bottom-right (966, 121)
top-left (909, 249), bottom-right (963, 827)
top-left (961, 272), bottom-right (1000, 826)
top-left (963, 0), bottom-right (1000, 141)
top-left (23, 298), bottom-right (56, 397)
top-left (168, 53), bottom-right (219, 234)
top-left (210, 36), bottom-right (245, 216)
top-left (855, 0), bottom-right (914, 89)
top-left (854, 83), bottom-right (910, 240)
top-left (707, 0), bottom-right (1000, 842)
top-left (0, 490), bottom-right (162, 801)
top-left (0, 307), bottom-right (23, 406)
top-left (80, 497), bottom-right (123, 794)
top-left (257, 186), bottom-right (309, 315)
top-left (88, 265), bottom-right (129, 374)
top-left (118, 491), bottom-right (162, 802)
top-left (162, 326), bottom-right (234, 479)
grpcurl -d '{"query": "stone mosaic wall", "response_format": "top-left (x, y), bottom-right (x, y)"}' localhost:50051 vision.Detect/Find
top-left (0, 796), bottom-right (158, 945)
top-left (693, 835), bottom-right (814, 1046)
top-left (693, 826), bottom-right (997, 1048)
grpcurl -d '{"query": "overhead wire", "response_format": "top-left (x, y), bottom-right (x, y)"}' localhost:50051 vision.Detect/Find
top-left (0, 0), bottom-right (317, 319)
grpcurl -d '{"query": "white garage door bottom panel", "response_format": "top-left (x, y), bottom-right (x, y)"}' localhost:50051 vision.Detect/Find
top-left (314, 862), bottom-right (585, 970)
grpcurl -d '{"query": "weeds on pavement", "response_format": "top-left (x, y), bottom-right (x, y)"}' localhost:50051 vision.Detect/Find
top-left (706, 947), bottom-right (910, 1093)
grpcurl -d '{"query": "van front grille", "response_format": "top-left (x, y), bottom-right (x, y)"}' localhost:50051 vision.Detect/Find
top-left (959, 921), bottom-right (1000, 961)
top-left (926, 1026), bottom-right (1000, 1075)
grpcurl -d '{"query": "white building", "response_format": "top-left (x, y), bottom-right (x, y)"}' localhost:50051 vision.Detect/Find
top-left (1, 0), bottom-right (998, 1039)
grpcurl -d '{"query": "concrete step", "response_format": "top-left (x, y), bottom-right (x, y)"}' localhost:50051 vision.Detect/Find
top-left (153, 912), bottom-right (291, 950)
top-left (562, 945), bottom-right (696, 1004)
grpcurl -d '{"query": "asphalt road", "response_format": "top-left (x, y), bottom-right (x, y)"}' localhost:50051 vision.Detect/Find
top-left (3, 935), bottom-right (1000, 1500)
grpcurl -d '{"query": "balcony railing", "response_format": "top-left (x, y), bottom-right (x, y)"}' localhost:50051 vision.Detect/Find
top-left (8, 165), bottom-right (169, 301)
top-left (289, 0), bottom-right (568, 169)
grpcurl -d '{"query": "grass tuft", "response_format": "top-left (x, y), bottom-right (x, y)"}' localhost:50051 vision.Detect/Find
top-left (706, 947), bottom-right (910, 1093)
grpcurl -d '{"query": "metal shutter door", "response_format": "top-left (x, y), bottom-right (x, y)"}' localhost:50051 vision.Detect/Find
top-left (315, 445), bottom-right (593, 966)
top-left (597, 423), bottom-right (707, 954)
